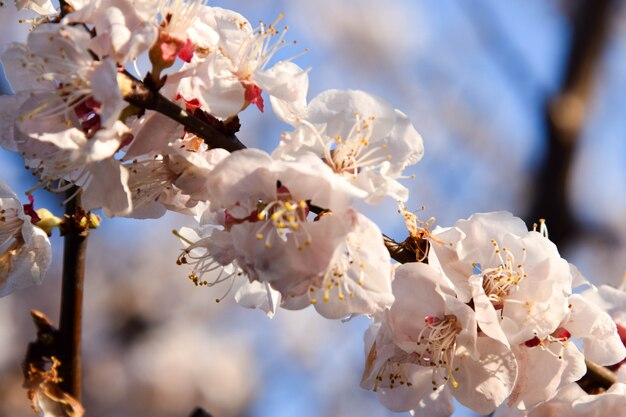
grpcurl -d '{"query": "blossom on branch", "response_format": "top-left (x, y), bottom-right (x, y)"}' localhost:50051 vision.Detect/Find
top-left (361, 262), bottom-right (517, 416)
top-left (274, 89), bottom-right (424, 203)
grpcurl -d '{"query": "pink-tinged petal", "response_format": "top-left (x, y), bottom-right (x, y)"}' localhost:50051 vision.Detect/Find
top-left (89, 58), bottom-right (125, 128)
top-left (63, 0), bottom-right (157, 63)
top-left (234, 280), bottom-right (280, 318)
top-left (1, 44), bottom-right (56, 93)
top-left (14, 0), bottom-right (56, 14)
top-left (572, 383), bottom-right (626, 415)
top-left (567, 294), bottom-right (626, 366)
top-left (527, 383), bottom-right (584, 417)
top-left (409, 388), bottom-right (455, 417)
top-left (254, 61), bottom-right (309, 104)
top-left (582, 284), bottom-right (626, 327)
top-left (86, 121), bottom-right (130, 163)
top-left (0, 181), bottom-right (51, 298)
top-left (453, 337), bottom-right (517, 415)
top-left (387, 263), bottom-right (448, 351)
top-left (230, 211), bottom-right (351, 298)
top-left (307, 212), bottom-right (394, 319)
top-left (0, 93), bottom-right (29, 152)
top-left (82, 159), bottom-right (131, 217)
top-left (125, 111), bottom-right (185, 159)
top-left (276, 154), bottom-right (367, 212)
top-left (376, 365), bottom-right (435, 412)
top-left (444, 295), bottom-right (478, 358)
top-left (170, 147), bottom-right (229, 203)
top-left (0, 226), bottom-right (51, 297)
top-left (528, 383), bottom-right (626, 417)
top-left (428, 226), bottom-right (473, 302)
top-left (269, 95), bottom-right (308, 125)
top-left (508, 342), bottom-right (585, 410)
top-left (469, 274), bottom-right (509, 347)
top-left (173, 53), bottom-right (245, 120)
top-left (205, 148), bottom-right (277, 213)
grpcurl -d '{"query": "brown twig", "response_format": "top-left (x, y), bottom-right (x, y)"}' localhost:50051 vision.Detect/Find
top-left (578, 359), bottom-right (619, 393)
top-left (58, 0), bottom-right (73, 18)
top-left (188, 408), bottom-right (213, 417)
top-left (122, 77), bottom-right (246, 153)
top-left (57, 188), bottom-right (89, 400)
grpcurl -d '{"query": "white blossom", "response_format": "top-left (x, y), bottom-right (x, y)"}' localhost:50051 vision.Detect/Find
top-left (430, 211), bottom-right (573, 346)
top-left (281, 211), bottom-right (394, 319)
top-left (173, 7), bottom-right (309, 119)
top-left (361, 262), bottom-right (517, 416)
top-left (274, 89), bottom-right (424, 203)
top-left (63, 0), bottom-right (158, 63)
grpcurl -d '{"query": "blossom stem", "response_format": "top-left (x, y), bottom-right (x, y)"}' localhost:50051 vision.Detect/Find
top-left (122, 77), bottom-right (246, 153)
top-left (382, 235), bottom-right (422, 264)
top-left (57, 187), bottom-right (88, 400)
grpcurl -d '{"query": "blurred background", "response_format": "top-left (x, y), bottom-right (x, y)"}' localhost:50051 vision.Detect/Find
top-left (1, 0), bottom-right (625, 416)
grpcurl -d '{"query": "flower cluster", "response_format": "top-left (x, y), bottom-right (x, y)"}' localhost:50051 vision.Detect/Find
top-left (361, 211), bottom-right (625, 416)
top-left (0, 1), bottom-right (427, 319)
top-left (0, 2), bottom-right (624, 417)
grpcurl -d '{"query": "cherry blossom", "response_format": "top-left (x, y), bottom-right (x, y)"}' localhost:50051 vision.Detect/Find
top-left (429, 211), bottom-right (573, 346)
top-left (274, 89), bottom-right (424, 203)
top-left (172, 7), bottom-right (309, 119)
top-left (281, 211), bottom-right (394, 319)
top-left (361, 262), bottom-right (517, 416)
top-left (204, 149), bottom-right (366, 299)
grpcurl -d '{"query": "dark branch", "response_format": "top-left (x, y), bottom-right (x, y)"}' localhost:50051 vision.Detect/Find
top-left (188, 408), bottom-right (213, 417)
top-left (578, 359), bottom-right (619, 393)
top-left (527, 0), bottom-right (614, 247)
top-left (57, 188), bottom-right (89, 400)
top-left (123, 77), bottom-right (246, 153)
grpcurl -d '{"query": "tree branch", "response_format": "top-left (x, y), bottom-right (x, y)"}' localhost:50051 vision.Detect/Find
top-left (57, 188), bottom-right (89, 400)
top-left (527, 0), bottom-right (614, 246)
top-left (122, 78), bottom-right (246, 153)
top-left (578, 359), bottom-right (618, 393)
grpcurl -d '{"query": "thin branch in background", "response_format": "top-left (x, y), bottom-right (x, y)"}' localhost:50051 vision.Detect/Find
top-left (188, 408), bottom-right (213, 417)
top-left (527, 0), bottom-right (614, 247)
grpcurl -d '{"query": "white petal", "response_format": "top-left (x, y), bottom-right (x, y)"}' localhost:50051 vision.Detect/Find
top-left (567, 294), bottom-right (626, 366)
top-left (82, 159), bottom-right (131, 217)
top-left (453, 337), bottom-right (517, 415)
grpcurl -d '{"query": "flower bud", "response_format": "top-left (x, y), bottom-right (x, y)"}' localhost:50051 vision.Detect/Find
top-left (35, 208), bottom-right (62, 236)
